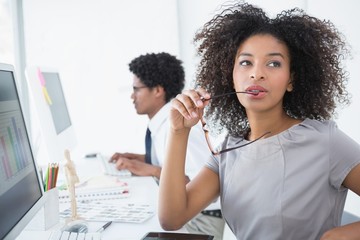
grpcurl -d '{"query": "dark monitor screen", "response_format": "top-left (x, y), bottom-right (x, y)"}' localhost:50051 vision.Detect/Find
top-left (0, 64), bottom-right (44, 239)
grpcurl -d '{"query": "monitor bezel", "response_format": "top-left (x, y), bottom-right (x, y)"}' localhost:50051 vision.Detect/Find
top-left (25, 65), bottom-right (77, 164)
top-left (0, 62), bottom-right (46, 240)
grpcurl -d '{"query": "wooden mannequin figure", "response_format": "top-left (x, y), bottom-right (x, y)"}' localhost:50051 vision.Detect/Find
top-left (63, 149), bottom-right (80, 221)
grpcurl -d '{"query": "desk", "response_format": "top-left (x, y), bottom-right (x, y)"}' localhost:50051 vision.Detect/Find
top-left (17, 156), bottom-right (187, 240)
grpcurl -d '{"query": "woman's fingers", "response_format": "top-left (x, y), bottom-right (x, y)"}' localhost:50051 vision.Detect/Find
top-left (195, 88), bottom-right (210, 104)
top-left (174, 89), bottom-right (209, 118)
top-left (176, 93), bottom-right (199, 118)
top-left (170, 89), bottom-right (210, 130)
top-left (183, 89), bottom-right (209, 108)
top-left (171, 97), bottom-right (192, 120)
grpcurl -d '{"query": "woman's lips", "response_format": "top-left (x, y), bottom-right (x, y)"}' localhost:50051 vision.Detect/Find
top-left (246, 89), bottom-right (261, 95)
top-left (245, 86), bottom-right (267, 95)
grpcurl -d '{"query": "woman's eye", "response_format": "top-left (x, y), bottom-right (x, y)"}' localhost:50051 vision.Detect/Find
top-left (240, 60), bottom-right (251, 66)
top-left (268, 61), bottom-right (281, 67)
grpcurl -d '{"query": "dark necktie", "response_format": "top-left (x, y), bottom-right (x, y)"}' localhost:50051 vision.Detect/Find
top-left (145, 128), bottom-right (152, 164)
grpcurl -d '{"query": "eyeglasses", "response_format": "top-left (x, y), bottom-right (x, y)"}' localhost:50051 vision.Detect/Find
top-left (200, 91), bottom-right (270, 155)
top-left (132, 86), bottom-right (148, 93)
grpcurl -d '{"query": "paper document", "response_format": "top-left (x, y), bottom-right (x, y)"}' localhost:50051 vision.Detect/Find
top-left (60, 202), bottom-right (154, 223)
top-left (58, 175), bottom-right (130, 203)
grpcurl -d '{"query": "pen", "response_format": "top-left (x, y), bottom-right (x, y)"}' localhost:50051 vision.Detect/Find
top-left (96, 221), bottom-right (112, 233)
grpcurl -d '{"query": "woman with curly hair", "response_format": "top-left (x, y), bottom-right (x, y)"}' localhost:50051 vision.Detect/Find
top-left (158, 2), bottom-right (360, 239)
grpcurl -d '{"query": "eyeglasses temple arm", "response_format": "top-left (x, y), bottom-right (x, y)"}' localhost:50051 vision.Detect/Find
top-left (216, 131), bottom-right (271, 155)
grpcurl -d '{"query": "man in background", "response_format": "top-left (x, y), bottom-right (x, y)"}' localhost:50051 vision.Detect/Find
top-left (110, 52), bottom-right (224, 239)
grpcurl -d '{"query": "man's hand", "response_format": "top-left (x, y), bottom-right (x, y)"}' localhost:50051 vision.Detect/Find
top-left (110, 152), bottom-right (145, 163)
top-left (115, 157), bottom-right (161, 178)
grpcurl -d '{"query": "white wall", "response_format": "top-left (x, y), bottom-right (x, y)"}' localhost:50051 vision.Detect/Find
top-left (23, 0), bottom-right (359, 216)
top-left (23, 0), bottom-right (180, 158)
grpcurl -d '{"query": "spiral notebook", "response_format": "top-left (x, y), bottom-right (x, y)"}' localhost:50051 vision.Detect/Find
top-left (58, 175), bottom-right (130, 203)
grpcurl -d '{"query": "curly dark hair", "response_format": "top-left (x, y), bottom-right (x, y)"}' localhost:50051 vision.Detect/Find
top-left (194, 2), bottom-right (351, 137)
top-left (129, 52), bottom-right (185, 103)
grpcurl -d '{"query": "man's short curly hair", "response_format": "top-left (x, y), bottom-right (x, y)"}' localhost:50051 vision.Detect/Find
top-left (129, 52), bottom-right (185, 103)
top-left (194, 2), bottom-right (351, 137)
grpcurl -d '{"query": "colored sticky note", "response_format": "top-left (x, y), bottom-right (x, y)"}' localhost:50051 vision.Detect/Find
top-left (42, 87), bottom-right (53, 105)
top-left (37, 68), bottom-right (46, 86)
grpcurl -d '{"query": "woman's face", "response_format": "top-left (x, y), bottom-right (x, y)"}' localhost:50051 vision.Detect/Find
top-left (233, 34), bottom-right (292, 114)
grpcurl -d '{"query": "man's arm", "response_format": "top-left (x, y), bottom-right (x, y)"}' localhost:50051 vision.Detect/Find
top-left (114, 158), bottom-right (161, 178)
top-left (110, 152), bottom-right (145, 162)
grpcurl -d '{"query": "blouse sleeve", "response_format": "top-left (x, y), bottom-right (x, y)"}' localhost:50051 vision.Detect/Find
top-left (329, 121), bottom-right (360, 190)
top-left (205, 135), bottom-right (231, 174)
top-left (206, 154), bottom-right (219, 173)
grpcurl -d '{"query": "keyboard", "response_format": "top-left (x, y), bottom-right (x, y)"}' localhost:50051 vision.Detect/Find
top-left (49, 230), bottom-right (101, 240)
top-left (98, 154), bottom-right (132, 177)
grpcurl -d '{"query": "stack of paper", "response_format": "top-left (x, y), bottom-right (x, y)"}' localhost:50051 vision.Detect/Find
top-left (58, 175), bottom-right (130, 203)
top-left (60, 202), bottom-right (154, 223)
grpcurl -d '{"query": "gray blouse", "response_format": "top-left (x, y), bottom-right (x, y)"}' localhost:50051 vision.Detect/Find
top-left (206, 119), bottom-right (360, 239)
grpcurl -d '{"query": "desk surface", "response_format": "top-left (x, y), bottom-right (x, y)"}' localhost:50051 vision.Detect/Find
top-left (17, 156), bottom-right (187, 240)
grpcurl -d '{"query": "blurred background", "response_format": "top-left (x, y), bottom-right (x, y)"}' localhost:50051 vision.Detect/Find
top-left (1, 0), bottom-right (359, 216)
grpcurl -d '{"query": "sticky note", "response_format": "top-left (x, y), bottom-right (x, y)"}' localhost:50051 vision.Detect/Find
top-left (37, 68), bottom-right (46, 86)
top-left (42, 87), bottom-right (53, 105)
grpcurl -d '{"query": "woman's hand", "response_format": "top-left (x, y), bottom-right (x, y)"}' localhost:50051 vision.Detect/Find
top-left (169, 88), bottom-right (210, 131)
top-left (115, 157), bottom-right (161, 178)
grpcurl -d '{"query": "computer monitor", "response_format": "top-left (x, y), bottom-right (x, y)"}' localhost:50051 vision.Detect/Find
top-left (0, 63), bottom-right (45, 240)
top-left (25, 66), bottom-right (77, 164)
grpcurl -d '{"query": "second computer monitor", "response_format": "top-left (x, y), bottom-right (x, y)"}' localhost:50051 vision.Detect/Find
top-left (26, 66), bottom-right (77, 164)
